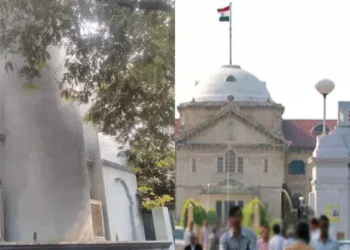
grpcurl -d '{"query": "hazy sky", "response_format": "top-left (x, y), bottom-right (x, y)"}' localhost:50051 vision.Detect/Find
top-left (175, 0), bottom-right (350, 119)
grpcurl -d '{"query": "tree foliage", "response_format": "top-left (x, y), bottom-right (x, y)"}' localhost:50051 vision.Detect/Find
top-left (180, 199), bottom-right (207, 229)
top-left (0, 0), bottom-right (174, 205)
top-left (134, 137), bottom-right (174, 211)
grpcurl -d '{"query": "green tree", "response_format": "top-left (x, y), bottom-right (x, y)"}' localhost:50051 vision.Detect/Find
top-left (180, 199), bottom-right (207, 229)
top-left (134, 137), bottom-right (174, 211)
top-left (242, 197), bottom-right (269, 229)
top-left (0, 0), bottom-right (174, 206)
top-left (207, 209), bottom-right (219, 225)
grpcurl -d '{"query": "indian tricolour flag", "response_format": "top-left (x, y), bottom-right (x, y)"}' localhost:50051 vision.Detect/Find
top-left (217, 6), bottom-right (230, 22)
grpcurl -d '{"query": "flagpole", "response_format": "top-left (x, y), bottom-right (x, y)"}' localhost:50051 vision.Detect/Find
top-left (229, 1), bottom-right (232, 65)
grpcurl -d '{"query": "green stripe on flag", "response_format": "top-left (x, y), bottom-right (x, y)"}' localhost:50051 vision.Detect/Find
top-left (219, 16), bottom-right (229, 22)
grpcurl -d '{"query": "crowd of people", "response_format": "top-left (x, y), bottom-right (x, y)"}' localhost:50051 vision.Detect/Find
top-left (183, 206), bottom-right (339, 250)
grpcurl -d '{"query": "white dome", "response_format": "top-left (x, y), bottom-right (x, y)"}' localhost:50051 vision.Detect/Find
top-left (193, 65), bottom-right (273, 103)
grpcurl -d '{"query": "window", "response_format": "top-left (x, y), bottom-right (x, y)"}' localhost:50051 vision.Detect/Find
top-left (225, 150), bottom-right (235, 173)
top-left (237, 201), bottom-right (244, 208)
top-left (192, 158), bottom-right (196, 172)
top-left (216, 201), bottom-right (222, 221)
top-left (224, 201), bottom-right (235, 222)
top-left (289, 160), bottom-right (305, 175)
top-left (237, 157), bottom-right (243, 173)
top-left (310, 123), bottom-right (330, 135)
top-left (264, 159), bottom-right (268, 173)
top-left (217, 157), bottom-right (224, 173)
top-left (226, 75), bottom-right (236, 82)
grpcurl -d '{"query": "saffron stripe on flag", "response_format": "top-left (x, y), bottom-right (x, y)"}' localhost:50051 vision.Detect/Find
top-left (217, 6), bottom-right (230, 13)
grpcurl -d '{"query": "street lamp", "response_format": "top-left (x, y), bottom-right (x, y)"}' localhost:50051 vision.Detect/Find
top-left (315, 79), bottom-right (335, 135)
top-left (298, 196), bottom-right (308, 220)
top-left (299, 196), bottom-right (304, 206)
top-left (207, 184), bottom-right (211, 210)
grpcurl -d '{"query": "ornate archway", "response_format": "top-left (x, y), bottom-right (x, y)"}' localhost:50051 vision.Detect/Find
top-left (115, 178), bottom-right (137, 240)
top-left (281, 183), bottom-right (298, 234)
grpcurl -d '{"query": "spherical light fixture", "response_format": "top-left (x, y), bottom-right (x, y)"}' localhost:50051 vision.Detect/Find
top-left (315, 79), bottom-right (335, 135)
top-left (315, 79), bottom-right (335, 96)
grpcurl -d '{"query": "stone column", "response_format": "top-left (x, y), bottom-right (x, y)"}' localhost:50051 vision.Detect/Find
top-left (253, 204), bottom-right (261, 230)
top-left (187, 204), bottom-right (194, 227)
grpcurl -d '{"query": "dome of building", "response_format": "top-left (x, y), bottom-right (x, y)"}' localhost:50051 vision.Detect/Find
top-left (193, 65), bottom-right (273, 103)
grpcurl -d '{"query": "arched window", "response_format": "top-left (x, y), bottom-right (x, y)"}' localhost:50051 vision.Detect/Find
top-left (310, 123), bottom-right (330, 135)
top-left (288, 160), bottom-right (305, 175)
top-left (225, 150), bottom-right (235, 172)
top-left (226, 75), bottom-right (236, 82)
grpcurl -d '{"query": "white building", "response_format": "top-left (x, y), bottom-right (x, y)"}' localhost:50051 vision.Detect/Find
top-left (175, 65), bottom-right (336, 223)
top-left (0, 48), bottom-right (145, 242)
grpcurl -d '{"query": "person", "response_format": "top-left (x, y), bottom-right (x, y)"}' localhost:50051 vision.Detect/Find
top-left (220, 206), bottom-right (257, 250)
top-left (184, 221), bottom-right (195, 246)
top-left (282, 228), bottom-right (296, 250)
top-left (309, 218), bottom-right (320, 240)
top-left (208, 228), bottom-right (220, 250)
top-left (185, 232), bottom-right (203, 250)
top-left (215, 221), bottom-right (222, 238)
top-left (310, 215), bottom-right (339, 250)
top-left (269, 224), bottom-right (285, 250)
top-left (201, 220), bottom-right (211, 250)
top-left (285, 221), bottom-right (313, 250)
top-left (258, 225), bottom-right (270, 250)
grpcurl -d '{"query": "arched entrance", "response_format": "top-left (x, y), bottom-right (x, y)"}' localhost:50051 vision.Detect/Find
top-left (281, 183), bottom-right (298, 233)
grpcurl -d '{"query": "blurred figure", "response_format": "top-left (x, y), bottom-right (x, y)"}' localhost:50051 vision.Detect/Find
top-left (208, 228), bottom-right (220, 250)
top-left (201, 220), bottom-right (211, 250)
top-left (220, 206), bottom-right (256, 250)
top-left (258, 225), bottom-right (270, 250)
top-left (311, 215), bottom-right (339, 250)
top-left (269, 224), bottom-right (285, 250)
top-left (282, 228), bottom-right (296, 250)
top-left (215, 221), bottom-right (222, 238)
top-left (285, 221), bottom-right (313, 250)
top-left (185, 221), bottom-right (195, 246)
top-left (309, 218), bottom-right (320, 240)
top-left (185, 233), bottom-right (203, 250)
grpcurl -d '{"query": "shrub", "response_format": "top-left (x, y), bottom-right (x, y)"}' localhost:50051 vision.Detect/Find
top-left (207, 209), bottom-right (219, 225)
top-left (242, 197), bottom-right (269, 229)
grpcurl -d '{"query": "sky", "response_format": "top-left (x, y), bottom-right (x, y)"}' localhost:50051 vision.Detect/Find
top-left (175, 0), bottom-right (350, 119)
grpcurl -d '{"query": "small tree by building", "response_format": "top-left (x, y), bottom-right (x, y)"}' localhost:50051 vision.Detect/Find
top-left (242, 197), bottom-right (269, 229)
top-left (180, 198), bottom-right (207, 229)
top-left (207, 209), bottom-right (219, 225)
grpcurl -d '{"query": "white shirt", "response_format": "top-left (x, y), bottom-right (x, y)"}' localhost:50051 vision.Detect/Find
top-left (269, 234), bottom-right (285, 250)
top-left (202, 226), bottom-right (211, 248)
top-left (283, 238), bottom-right (296, 250)
top-left (184, 229), bottom-right (195, 246)
top-left (311, 229), bottom-right (320, 241)
top-left (311, 237), bottom-right (339, 250)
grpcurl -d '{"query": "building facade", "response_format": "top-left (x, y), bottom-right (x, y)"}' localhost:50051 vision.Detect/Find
top-left (175, 65), bottom-right (336, 222)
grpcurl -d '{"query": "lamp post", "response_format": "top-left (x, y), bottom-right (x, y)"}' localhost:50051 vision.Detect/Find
top-left (207, 183), bottom-right (211, 210)
top-left (315, 79), bottom-right (335, 135)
